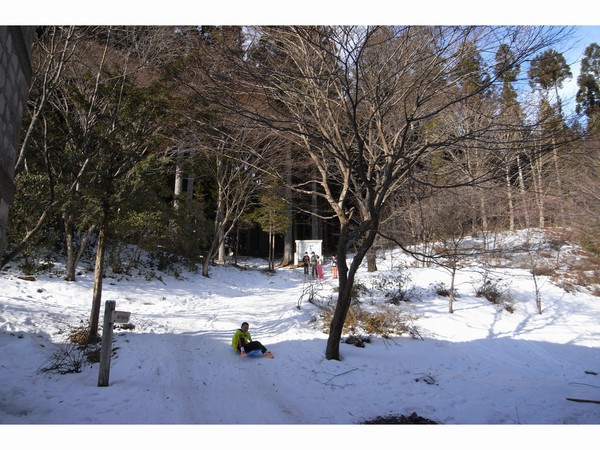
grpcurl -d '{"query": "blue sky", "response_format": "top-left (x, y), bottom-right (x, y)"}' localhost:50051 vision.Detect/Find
top-left (558, 26), bottom-right (600, 115)
top-left (564, 26), bottom-right (600, 66)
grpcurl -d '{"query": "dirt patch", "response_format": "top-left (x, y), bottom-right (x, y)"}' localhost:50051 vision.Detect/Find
top-left (362, 412), bottom-right (438, 424)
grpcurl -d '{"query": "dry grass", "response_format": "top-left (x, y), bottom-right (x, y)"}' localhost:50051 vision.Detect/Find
top-left (320, 302), bottom-right (420, 339)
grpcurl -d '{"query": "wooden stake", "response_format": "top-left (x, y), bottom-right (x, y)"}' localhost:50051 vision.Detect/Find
top-left (97, 300), bottom-right (115, 387)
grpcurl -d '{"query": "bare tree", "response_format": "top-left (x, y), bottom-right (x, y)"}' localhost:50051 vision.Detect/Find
top-left (425, 192), bottom-right (474, 313)
top-left (188, 126), bottom-right (260, 277)
top-left (15, 26), bottom-right (78, 173)
top-left (194, 25), bottom-right (568, 360)
top-left (561, 125), bottom-right (600, 252)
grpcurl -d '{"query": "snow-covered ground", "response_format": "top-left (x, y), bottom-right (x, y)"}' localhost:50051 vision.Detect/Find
top-left (1, 230), bottom-right (599, 447)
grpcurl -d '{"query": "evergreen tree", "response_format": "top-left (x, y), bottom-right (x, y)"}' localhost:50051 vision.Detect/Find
top-left (247, 178), bottom-right (291, 271)
top-left (529, 48), bottom-right (572, 116)
top-left (576, 42), bottom-right (600, 129)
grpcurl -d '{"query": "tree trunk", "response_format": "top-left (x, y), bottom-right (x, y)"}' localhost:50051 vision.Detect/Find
top-left (281, 148), bottom-right (294, 266)
top-left (479, 191), bottom-right (488, 233)
top-left (65, 222), bottom-right (95, 282)
top-left (64, 214), bottom-right (75, 281)
top-left (531, 265), bottom-right (542, 314)
top-left (311, 178), bottom-right (319, 239)
top-left (367, 248), bottom-right (377, 272)
top-left (269, 229), bottom-right (275, 270)
top-left (202, 239), bottom-right (217, 277)
top-left (325, 277), bottom-right (352, 360)
top-left (531, 150), bottom-right (545, 228)
top-left (505, 164), bottom-right (515, 231)
top-left (202, 222), bottom-right (226, 277)
top-left (449, 266), bottom-right (457, 314)
top-left (173, 152), bottom-right (183, 209)
top-left (516, 154), bottom-right (530, 228)
top-left (234, 225), bottom-right (240, 265)
top-left (74, 224), bottom-right (95, 275)
top-left (87, 225), bottom-right (107, 343)
top-left (326, 225), bottom-right (377, 360)
top-left (282, 225), bottom-right (293, 266)
top-left (215, 183), bottom-right (225, 264)
top-left (217, 226), bottom-right (225, 263)
top-left (533, 158), bottom-right (546, 228)
top-left (186, 176), bottom-right (194, 199)
top-left (551, 141), bottom-right (565, 226)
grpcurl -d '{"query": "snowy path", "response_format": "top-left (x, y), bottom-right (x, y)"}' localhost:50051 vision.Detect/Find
top-left (97, 270), bottom-right (321, 424)
top-left (2, 255), bottom-right (600, 425)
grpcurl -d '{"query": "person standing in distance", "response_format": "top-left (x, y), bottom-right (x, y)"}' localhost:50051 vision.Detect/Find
top-left (302, 251), bottom-right (310, 275)
top-left (331, 256), bottom-right (338, 279)
top-left (310, 252), bottom-right (318, 278)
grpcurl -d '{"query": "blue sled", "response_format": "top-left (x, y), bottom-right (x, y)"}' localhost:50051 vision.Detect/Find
top-left (234, 349), bottom-right (262, 357)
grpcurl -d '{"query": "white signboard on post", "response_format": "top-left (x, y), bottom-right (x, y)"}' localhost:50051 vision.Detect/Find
top-left (99, 302), bottom-right (131, 387)
top-left (295, 239), bottom-right (322, 265)
top-left (113, 311), bottom-right (131, 324)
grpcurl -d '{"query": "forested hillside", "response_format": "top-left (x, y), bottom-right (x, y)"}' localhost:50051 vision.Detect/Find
top-left (6, 26), bottom-right (600, 359)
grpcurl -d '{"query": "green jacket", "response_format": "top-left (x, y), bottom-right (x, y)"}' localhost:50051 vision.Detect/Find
top-left (232, 329), bottom-right (252, 351)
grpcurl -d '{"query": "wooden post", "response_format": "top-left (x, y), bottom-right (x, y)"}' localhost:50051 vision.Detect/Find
top-left (98, 300), bottom-right (115, 387)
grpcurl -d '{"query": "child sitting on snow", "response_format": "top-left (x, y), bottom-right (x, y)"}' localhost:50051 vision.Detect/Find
top-left (231, 322), bottom-right (274, 358)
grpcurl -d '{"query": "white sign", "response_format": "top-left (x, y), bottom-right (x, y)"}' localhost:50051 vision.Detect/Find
top-left (295, 239), bottom-right (322, 265)
top-left (112, 311), bottom-right (131, 324)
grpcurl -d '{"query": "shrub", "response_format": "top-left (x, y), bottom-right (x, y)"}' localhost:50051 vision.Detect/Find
top-left (18, 259), bottom-right (38, 276)
top-left (297, 282), bottom-right (328, 309)
top-left (39, 342), bottom-right (101, 374)
top-left (431, 281), bottom-right (458, 298)
top-left (474, 276), bottom-right (514, 313)
top-left (17, 255), bottom-right (55, 276)
top-left (318, 276), bottom-right (421, 338)
top-left (371, 272), bottom-right (416, 305)
top-left (38, 325), bottom-right (102, 375)
top-left (320, 303), bottom-right (421, 339)
top-left (351, 281), bottom-right (369, 300)
top-left (475, 279), bottom-right (503, 304)
top-left (531, 264), bottom-right (555, 277)
top-left (361, 306), bottom-right (417, 338)
top-left (551, 253), bottom-right (600, 295)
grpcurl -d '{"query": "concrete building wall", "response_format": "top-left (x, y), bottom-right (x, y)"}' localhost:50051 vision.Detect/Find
top-left (0, 26), bottom-right (34, 263)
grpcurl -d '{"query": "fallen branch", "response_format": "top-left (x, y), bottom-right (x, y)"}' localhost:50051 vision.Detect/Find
top-left (568, 382), bottom-right (600, 389)
top-left (566, 398), bottom-right (600, 404)
top-left (326, 368), bottom-right (358, 384)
